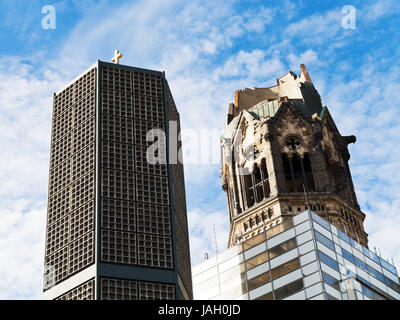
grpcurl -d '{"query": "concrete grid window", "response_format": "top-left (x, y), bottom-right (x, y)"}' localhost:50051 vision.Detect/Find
top-left (281, 152), bottom-right (315, 192)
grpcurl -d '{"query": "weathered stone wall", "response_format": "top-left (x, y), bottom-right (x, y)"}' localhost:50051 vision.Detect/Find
top-left (222, 75), bottom-right (368, 248)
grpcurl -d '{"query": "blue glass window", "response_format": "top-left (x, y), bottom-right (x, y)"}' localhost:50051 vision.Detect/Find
top-left (314, 230), bottom-right (335, 251)
top-left (354, 256), bottom-right (367, 271)
top-left (348, 236), bottom-right (356, 248)
top-left (383, 275), bottom-right (400, 293)
top-left (380, 258), bottom-right (398, 276)
top-left (318, 250), bottom-right (339, 271)
top-left (356, 276), bottom-right (386, 300)
top-left (337, 229), bottom-right (350, 245)
top-left (366, 265), bottom-right (385, 283)
top-left (361, 283), bottom-right (375, 299)
top-left (341, 248), bottom-right (355, 264)
top-left (311, 212), bottom-right (331, 231)
top-left (322, 271), bottom-right (340, 291)
top-left (356, 275), bottom-right (377, 291)
top-left (325, 293), bottom-right (338, 300)
top-left (362, 247), bottom-right (381, 265)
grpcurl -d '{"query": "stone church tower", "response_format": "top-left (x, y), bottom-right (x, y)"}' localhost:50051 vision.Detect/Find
top-left (220, 64), bottom-right (368, 248)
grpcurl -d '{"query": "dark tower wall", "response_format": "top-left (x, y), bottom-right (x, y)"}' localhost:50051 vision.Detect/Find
top-left (43, 61), bottom-right (192, 300)
top-left (45, 68), bottom-right (97, 290)
top-left (165, 81), bottom-right (193, 300)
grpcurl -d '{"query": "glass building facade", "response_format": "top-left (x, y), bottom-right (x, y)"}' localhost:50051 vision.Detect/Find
top-left (192, 210), bottom-right (400, 300)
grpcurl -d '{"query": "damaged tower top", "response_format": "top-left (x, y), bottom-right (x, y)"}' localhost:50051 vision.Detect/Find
top-left (221, 64), bottom-right (364, 248)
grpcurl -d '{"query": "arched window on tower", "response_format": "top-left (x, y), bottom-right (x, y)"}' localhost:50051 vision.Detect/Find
top-left (231, 155), bottom-right (243, 214)
top-left (282, 153), bottom-right (294, 192)
top-left (292, 154), bottom-right (304, 192)
top-left (261, 158), bottom-right (271, 198)
top-left (303, 153), bottom-right (315, 192)
top-left (242, 160), bottom-right (273, 210)
top-left (282, 152), bottom-right (316, 193)
top-left (244, 173), bottom-right (255, 208)
top-left (253, 164), bottom-right (263, 203)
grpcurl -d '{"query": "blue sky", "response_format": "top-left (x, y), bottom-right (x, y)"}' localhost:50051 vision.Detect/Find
top-left (0, 0), bottom-right (400, 299)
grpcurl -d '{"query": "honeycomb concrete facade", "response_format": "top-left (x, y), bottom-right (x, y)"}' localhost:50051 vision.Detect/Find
top-left (220, 64), bottom-right (368, 250)
top-left (43, 61), bottom-right (192, 300)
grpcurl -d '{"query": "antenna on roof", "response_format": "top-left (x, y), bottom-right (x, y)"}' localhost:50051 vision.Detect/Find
top-left (213, 223), bottom-right (222, 298)
top-left (323, 202), bottom-right (329, 222)
top-left (303, 184), bottom-right (310, 214)
top-left (213, 223), bottom-right (219, 255)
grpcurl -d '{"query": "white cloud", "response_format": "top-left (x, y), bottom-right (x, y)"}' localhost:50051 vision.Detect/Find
top-left (214, 49), bottom-right (284, 80)
top-left (201, 39), bottom-right (217, 55)
top-left (188, 208), bottom-right (229, 266)
top-left (287, 49), bottom-right (318, 70)
top-left (0, 58), bottom-right (64, 199)
top-left (316, 62), bottom-right (400, 267)
top-left (0, 0), bottom-right (283, 299)
top-left (285, 9), bottom-right (342, 44)
top-left (361, 0), bottom-right (400, 22)
top-left (0, 57), bottom-right (64, 299)
top-left (0, 199), bottom-right (46, 299)
top-left (364, 203), bottom-right (400, 266)
top-left (1, 0), bottom-right (400, 300)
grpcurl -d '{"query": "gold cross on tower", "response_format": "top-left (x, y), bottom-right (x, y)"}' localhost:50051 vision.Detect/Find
top-left (112, 49), bottom-right (123, 64)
